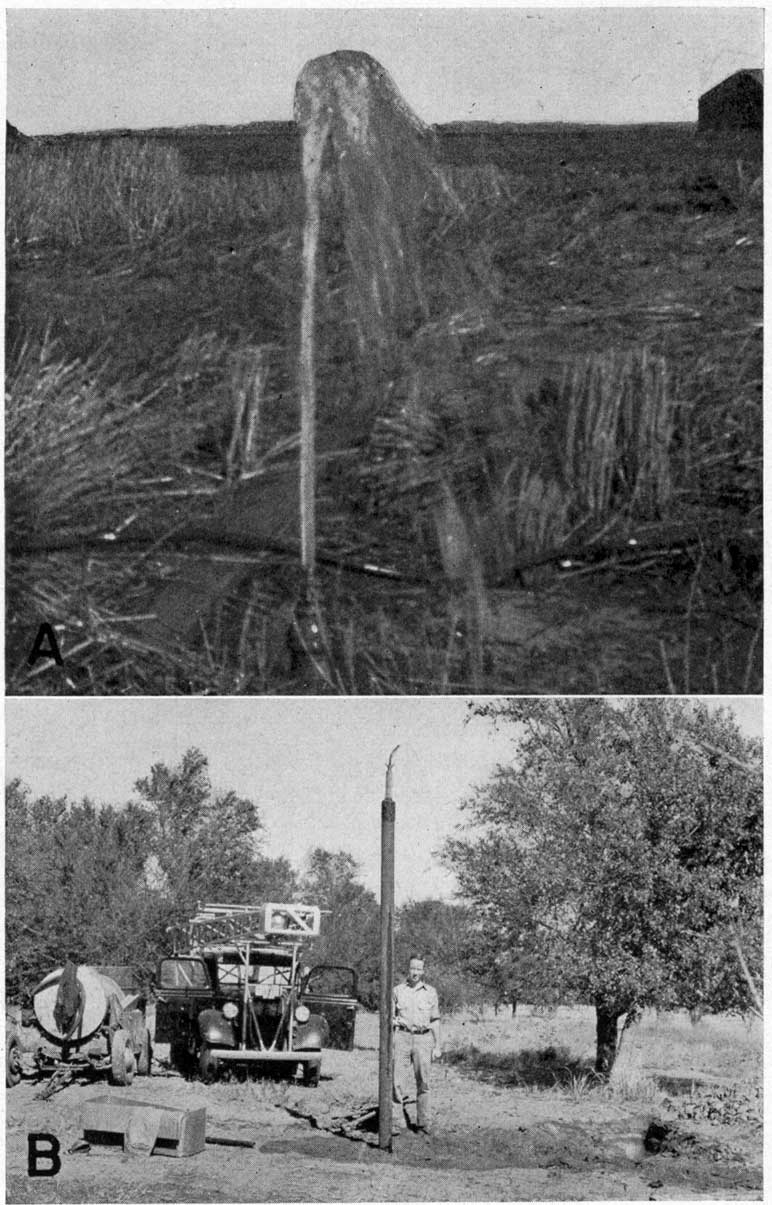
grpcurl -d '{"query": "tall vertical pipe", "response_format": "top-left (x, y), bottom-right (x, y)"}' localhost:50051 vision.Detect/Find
top-left (378, 746), bottom-right (399, 1151)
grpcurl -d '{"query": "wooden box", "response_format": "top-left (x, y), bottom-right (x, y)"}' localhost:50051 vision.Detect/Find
top-left (82, 1094), bottom-right (207, 1157)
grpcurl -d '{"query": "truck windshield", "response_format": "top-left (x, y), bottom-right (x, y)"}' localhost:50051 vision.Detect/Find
top-left (159, 958), bottom-right (210, 989)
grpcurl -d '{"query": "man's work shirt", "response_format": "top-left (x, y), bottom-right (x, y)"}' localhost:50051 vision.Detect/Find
top-left (393, 980), bottom-right (439, 1033)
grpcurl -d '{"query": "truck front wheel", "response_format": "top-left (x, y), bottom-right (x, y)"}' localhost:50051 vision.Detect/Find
top-left (302, 1059), bottom-right (321, 1087)
top-left (199, 1042), bottom-right (220, 1083)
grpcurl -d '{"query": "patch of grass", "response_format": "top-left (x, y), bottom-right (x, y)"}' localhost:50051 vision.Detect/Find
top-left (606, 1049), bottom-right (661, 1104)
top-left (441, 1005), bottom-right (762, 1117)
top-left (443, 1043), bottom-right (595, 1091)
top-left (442, 1004), bottom-right (761, 1086)
top-left (566, 1070), bottom-right (597, 1102)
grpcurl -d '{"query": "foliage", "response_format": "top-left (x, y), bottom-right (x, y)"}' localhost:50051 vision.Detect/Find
top-left (5, 778), bottom-right (161, 1001)
top-left (299, 849), bottom-right (380, 1008)
top-left (443, 699), bottom-right (762, 1073)
top-left (666, 1081), bottom-right (762, 1127)
top-left (459, 924), bottom-right (555, 1013)
top-left (9, 748), bottom-right (494, 1012)
top-left (5, 750), bottom-right (298, 1002)
top-left (395, 898), bottom-right (485, 1012)
top-left (133, 747), bottom-right (268, 918)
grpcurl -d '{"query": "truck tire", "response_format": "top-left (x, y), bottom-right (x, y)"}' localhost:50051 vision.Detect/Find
top-left (136, 1028), bottom-right (152, 1076)
top-left (170, 1040), bottom-right (194, 1076)
top-left (302, 1058), bottom-right (321, 1087)
top-left (6, 1033), bottom-right (22, 1087)
top-left (198, 1042), bottom-right (220, 1083)
top-left (111, 1029), bottom-right (136, 1085)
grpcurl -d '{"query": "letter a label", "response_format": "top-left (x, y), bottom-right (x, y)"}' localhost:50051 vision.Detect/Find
top-left (27, 623), bottom-right (64, 667)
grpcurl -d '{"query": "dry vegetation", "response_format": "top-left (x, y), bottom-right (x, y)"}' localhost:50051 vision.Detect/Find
top-left (6, 125), bottom-right (762, 694)
top-left (440, 1004), bottom-right (761, 1106)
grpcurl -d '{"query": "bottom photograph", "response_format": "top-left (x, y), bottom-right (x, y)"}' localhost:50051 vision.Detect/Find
top-left (5, 695), bottom-right (762, 1203)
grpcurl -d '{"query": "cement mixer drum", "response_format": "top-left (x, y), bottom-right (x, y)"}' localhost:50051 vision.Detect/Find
top-left (33, 966), bottom-right (123, 1045)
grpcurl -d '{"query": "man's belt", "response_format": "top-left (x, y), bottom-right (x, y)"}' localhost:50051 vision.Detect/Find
top-left (396, 1024), bottom-right (430, 1034)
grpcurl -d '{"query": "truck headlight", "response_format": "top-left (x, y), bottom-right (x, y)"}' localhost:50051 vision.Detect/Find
top-left (294, 1005), bottom-right (310, 1024)
top-left (222, 1002), bottom-right (238, 1020)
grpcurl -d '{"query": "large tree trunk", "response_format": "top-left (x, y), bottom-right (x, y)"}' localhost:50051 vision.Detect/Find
top-left (595, 1006), bottom-right (622, 1076)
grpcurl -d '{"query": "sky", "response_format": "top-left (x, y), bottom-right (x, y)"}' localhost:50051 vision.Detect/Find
top-left (5, 7), bottom-right (764, 135)
top-left (4, 696), bottom-right (762, 905)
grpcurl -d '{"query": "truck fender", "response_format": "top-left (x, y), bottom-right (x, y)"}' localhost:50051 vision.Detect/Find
top-left (295, 1013), bottom-right (330, 1051)
top-left (197, 1009), bottom-right (236, 1047)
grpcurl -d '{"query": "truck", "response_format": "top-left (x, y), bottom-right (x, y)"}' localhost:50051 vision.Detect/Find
top-left (154, 903), bottom-right (358, 1085)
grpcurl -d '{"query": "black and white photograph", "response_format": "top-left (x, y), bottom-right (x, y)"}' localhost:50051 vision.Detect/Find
top-left (3, 7), bottom-right (765, 1203)
top-left (4, 694), bottom-right (763, 1200)
top-left (4, 7), bottom-right (763, 695)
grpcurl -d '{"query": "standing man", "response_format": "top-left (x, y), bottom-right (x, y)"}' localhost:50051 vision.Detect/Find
top-left (392, 956), bottom-right (441, 1135)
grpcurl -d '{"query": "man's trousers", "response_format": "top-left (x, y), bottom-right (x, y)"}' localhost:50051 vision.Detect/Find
top-left (392, 1030), bottom-right (433, 1129)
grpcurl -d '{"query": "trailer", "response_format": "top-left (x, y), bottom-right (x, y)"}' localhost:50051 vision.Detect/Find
top-left (6, 963), bottom-right (151, 1088)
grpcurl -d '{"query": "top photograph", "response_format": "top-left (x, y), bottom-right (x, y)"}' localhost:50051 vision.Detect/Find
top-left (5, 8), bottom-right (762, 696)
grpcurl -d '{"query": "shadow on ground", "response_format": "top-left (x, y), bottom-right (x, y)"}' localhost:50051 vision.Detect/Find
top-left (263, 1118), bottom-right (760, 1194)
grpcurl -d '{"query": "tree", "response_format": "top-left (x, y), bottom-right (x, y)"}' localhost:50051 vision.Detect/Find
top-left (458, 923), bottom-right (543, 1014)
top-left (300, 848), bottom-right (380, 1007)
top-left (5, 750), bottom-right (294, 1001)
top-left (443, 699), bottom-right (762, 1074)
top-left (133, 748), bottom-right (276, 919)
top-left (5, 779), bottom-right (158, 1000)
top-left (395, 899), bottom-right (483, 1011)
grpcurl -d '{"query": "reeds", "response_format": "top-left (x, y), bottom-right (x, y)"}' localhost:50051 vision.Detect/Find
top-left (562, 347), bottom-right (674, 522)
top-left (6, 140), bottom-right (297, 249)
top-left (5, 337), bottom-right (159, 546)
top-left (7, 141), bottom-right (183, 248)
top-left (367, 343), bottom-right (677, 577)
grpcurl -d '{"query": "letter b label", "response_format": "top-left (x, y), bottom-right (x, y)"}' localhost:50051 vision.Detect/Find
top-left (28, 1133), bottom-right (61, 1176)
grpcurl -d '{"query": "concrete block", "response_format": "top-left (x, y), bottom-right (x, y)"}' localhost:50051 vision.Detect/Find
top-left (82, 1094), bottom-right (206, 1157)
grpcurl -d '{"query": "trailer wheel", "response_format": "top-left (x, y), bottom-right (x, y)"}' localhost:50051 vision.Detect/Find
top-left (111, 1029), bottom-right (136, 1085)
top-left (136, 1028), bottom-right (152, 1076)
top-left (198, 1042), bottom-right (220, 1083)
top-left (6, 1033), bottom-right (23, 1087)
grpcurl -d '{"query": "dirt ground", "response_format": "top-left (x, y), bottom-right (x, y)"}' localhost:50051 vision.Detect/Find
top-left (6, 1009), bottom-right (762, 1203)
